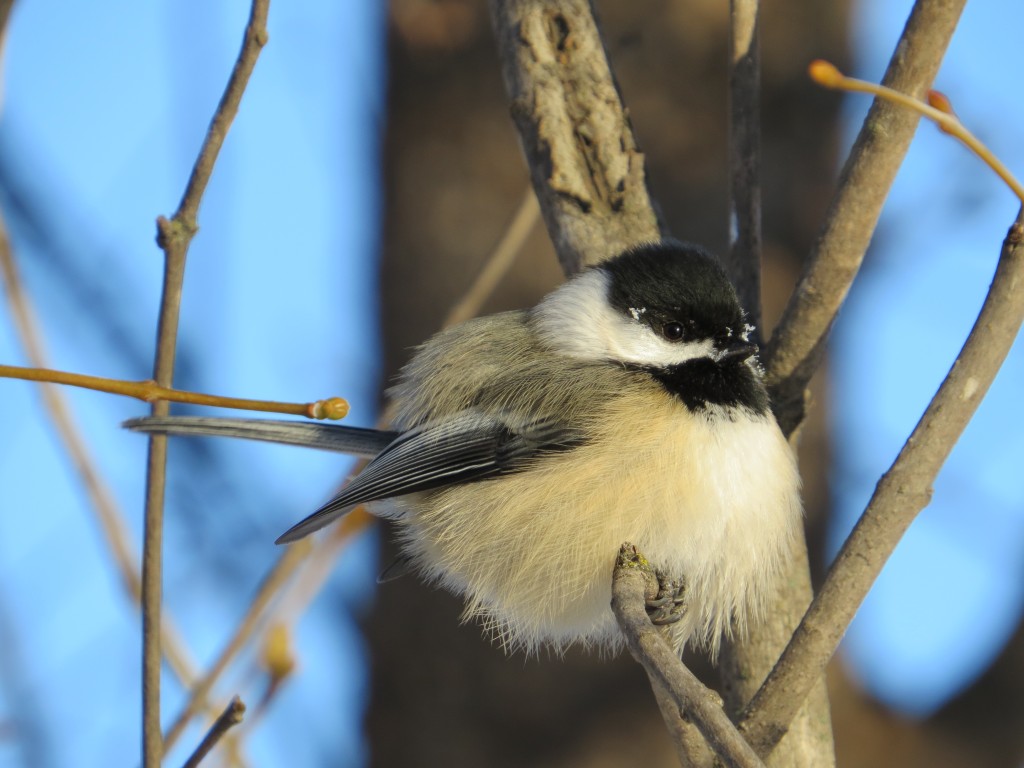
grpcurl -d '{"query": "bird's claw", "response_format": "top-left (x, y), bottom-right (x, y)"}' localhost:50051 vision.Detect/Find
top-left (645, 573), bottom-right (687, 626)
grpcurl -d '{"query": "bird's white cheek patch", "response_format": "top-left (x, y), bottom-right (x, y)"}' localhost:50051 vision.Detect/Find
top-left (602, 320), bottom-right (715, 367)
top-left (533, 271), bottom-right (716, 367)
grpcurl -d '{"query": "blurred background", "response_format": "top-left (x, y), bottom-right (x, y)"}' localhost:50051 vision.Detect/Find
top-left (0, 1), bottom-right (1021, 766)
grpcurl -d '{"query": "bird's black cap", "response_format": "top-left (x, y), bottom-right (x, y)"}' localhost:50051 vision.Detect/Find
top-left (599, 240), bottom-right (746, 343)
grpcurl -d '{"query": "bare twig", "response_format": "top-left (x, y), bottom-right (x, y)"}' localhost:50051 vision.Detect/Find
top-left (143, 3), bottom-right (270, 763)
top-left (0, 214), bottom-right (200, 689)
top-left (163, 538), bottom-right (308, 752)
top-left (0, 364), bottom-right (348, 420)
top-left (611, 545), bottom-right (764, 768)
top-left (443, 186), bottom-right (539, 328)
top-left (201, 181), bottom-right (540, 732)
top-left (764, 0), bottom-right (967, 436)
top-left (726, 0), bottom-right (763, 332)
top-left (488, 0), bottom-right (662, 274)
top-left (166, 180), bottom-right (539, 746)
top-left (740, 210), bottom-right (1024, 753)
top-left (181, 696), bottom-right (246, 768)
top-left (810, 60), bottom-right (1024, 203)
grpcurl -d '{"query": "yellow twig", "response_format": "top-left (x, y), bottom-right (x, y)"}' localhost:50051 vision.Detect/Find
top-left (0, 364), bottom-right (347, 420)
top-left (809, 59), bottom-right (1024, 204)
top-left (0, 215), bottom-right (201, 689)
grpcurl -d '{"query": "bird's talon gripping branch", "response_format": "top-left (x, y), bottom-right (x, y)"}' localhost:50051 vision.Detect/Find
top-left (646, 573), bottom-right (688, 627)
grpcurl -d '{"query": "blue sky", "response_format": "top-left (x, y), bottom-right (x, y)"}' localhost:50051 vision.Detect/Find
top-left (0, 1), bottom-right (1020, 766)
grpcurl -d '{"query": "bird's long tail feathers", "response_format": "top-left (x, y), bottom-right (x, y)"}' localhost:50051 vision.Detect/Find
top-left (124, 416), bottom-right (396, 458)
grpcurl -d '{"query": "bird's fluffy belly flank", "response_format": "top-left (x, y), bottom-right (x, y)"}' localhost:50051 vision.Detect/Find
top-left (386, 394), bottom-right (801, 654)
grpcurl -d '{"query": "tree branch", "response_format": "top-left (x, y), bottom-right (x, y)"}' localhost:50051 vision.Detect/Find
top-left (163, 539), bottom-right (308, 753)
top-left (717, 4), bottom-right (967, 762)
top-left (740, 210), bottom-right (1024, 753)
top-left (0, 211), bottom-right (200, 691)
top-left (611, 546), bottom-right (764, 768)
top-left (726, 0), bottom-right (762, 333)
top-left (181, 696), bottom-right (246, 768)
top-left (489, 0), bottom-right (662, 274)
top-left (443, 185), bottom-right (539, 328)
top-left (764, 0), bottom-right (967, 436)
top-left (722, 1), bottom-right (838, 764)
top-left (142, 2), bottom-right (269, 764)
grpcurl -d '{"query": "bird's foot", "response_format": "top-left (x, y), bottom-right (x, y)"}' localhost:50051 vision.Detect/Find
top-left (645, 572), bottom-right (687, 626)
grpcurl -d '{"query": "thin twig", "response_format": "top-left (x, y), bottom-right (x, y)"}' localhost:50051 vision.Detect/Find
top-left (162, 538), bottom-right (308, 752)
top-left (142, 2), bottom-right (270, 764)
top-left (726, 0), bottom-right (763, 334)
top-left (209, 181), bottom-right (540, 731)
top-left (0, 213), bottom-right (200, 689)
top-left (764, 0), bottom-right (967, 436)
top-left (809, 60), bottom-right (1024, 202)
top-left (739, 210), bottom-right (1024, 753)
top-left (442, 186), bottom-right (539, 328)
top-left (165, 172), bottom-right (538, 753)
top-left (610, 545), bottom-right (764, 768)
top-left (181, 696), bottom-right (246, 768)
top-left (0, 364), bottom-right (348, 420)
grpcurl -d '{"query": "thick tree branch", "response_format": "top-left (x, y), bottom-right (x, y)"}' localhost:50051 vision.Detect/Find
top-left (764, 0), bottom-right (967, 436)
top-left (142, 2), bottom-right (269, 765)
top-left (489, 0), bottom-right (662, 274)
top-left (611, 546), bottom-right (764, 768)
top-left (740, 210), bottom-right (1024, 753)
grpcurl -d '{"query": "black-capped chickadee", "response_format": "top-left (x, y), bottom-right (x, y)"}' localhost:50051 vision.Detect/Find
top-left (128, 241), bottom-right (801, 655)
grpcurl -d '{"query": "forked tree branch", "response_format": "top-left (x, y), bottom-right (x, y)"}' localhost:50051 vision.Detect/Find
top-left (720, 1), bottom-right (968, 757)
top-left (739, 208), bottom-right (1024, 753)
top-left (142, 2), bottom-right (269, 765)
top-left (611, 546), bottom-right (765, 768)
top-left (0, 211), bottom-right (200, 690)
top-left (764, 0), bottom-right (967, 436)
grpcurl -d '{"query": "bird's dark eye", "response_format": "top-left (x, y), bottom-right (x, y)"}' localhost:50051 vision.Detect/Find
top-left (662, 321), bottom-right (685, 341)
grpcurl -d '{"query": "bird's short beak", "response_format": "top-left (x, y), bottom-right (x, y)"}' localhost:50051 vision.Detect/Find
top-left (717, 342), bottom-right (759, 362)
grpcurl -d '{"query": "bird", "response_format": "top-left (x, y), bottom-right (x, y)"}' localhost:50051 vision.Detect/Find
top-left (127, 240), bottom-right (801, 656)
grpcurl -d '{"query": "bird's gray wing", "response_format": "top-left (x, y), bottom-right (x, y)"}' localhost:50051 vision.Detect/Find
top-left (275, 414), bottom-right (584, 544)
top-left (124, 416), bottom-right (397, 458)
